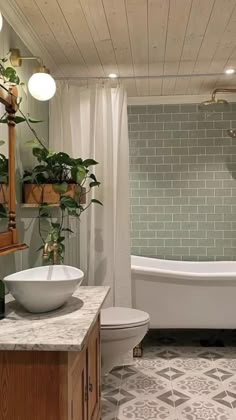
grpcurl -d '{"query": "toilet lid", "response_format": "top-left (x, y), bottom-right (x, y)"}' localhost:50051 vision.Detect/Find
top-left (101, 307), bottom-right (150, 329)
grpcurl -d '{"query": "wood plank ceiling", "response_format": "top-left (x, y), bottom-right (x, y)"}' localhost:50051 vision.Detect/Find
top-left (7, 0), bottom-right (236, 96)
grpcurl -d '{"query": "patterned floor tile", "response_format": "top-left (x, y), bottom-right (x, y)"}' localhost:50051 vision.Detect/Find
top-left (213, 390), bottom-right (236, 409)
top-left (102, 397), bottom-right (118, 420)
top-left (110, 366), bottom-right (125, 380)
top-left (116, 398), bottom-right (176, 420)
top-left (175, 398), bottom-right (235, 420)
top-left (215, 357), bottom-right (236, 372)
top-left (204, 368), bottom-right (233, 382)
top-left (157, 389), bottom-right (190, 407)
top-left (102, 371), bottom-right (123, 393)
top-left (156, 366), bottom-right (185, 381)
top-left (122, 370), bottom-right (170, 396)
top-left (104, 388), bottom-right (136, 406)
top-left (102, 342), bottom-right (236, 420)
top-left (134, 352), bottom-right (168, 372)
top-left (169, 356), bottom-right (213, 372)
top-left (174, 374), bottom-right (222, 397)
top-left (197, 350), bottom-right (224, 360)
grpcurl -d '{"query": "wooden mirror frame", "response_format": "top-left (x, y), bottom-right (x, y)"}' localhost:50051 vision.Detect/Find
top-left (0, 84), bottom-right (27, 255)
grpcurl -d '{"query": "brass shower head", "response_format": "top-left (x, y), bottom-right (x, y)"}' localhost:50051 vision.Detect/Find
top-left (199, 88), bottom-right (233, 109)
top-left (199, 87), bottom-right (236, 110)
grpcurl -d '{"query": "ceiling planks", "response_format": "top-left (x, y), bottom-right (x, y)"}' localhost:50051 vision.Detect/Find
top-left (189, 0), bottom-right (236, 93)
top-left (162, 0), bottom-right (192, 96)
top-left (14, 0), bottom-right (69, 65)
top-left (36, 0), bottom-right (88, 71)
top-left (57, 0), bottom-right (104, 77)
top-left (174, 0), bottom-right (215, 95)
top-left (148, 0), bottom-right (169, 96)
top-left (125, 0), bottom-right (149, 95)
top-left (80, 0), bottom-right (119, 76)
top-left (2, 0), bottom-right (236, 97)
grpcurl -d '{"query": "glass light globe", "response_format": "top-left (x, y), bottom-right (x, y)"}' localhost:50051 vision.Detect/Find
top-left (28, 72), bottom-right (56, 101)
top-left (0, 13), bottom-right (3, 32)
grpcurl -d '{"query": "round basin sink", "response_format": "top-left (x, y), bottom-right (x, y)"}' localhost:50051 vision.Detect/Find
top-left (3, 265), bottom-right (84, 313)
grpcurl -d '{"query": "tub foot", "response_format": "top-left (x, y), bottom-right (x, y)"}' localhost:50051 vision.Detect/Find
top-left (133, 341), bottom-right (143, 357)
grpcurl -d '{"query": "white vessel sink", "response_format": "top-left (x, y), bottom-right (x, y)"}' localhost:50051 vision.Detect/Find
top-left (3, 265), bottom-right (84, 313)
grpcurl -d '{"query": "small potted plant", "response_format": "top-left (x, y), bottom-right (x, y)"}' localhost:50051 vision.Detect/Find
top-left (22, 139), bottom-right (99, 205)
top-left (23, 139), bottom-right (102, 263)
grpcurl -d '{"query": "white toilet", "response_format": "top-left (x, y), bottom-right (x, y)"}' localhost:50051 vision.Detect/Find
top-left (100, 307), bottom-right (150, 375)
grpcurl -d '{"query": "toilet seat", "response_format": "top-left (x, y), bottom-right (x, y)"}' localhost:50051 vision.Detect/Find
top-left (101, 307), bottom-right (150, 330)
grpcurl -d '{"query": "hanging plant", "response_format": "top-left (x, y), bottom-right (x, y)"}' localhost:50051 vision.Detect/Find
top-left (0, 54), bottom-right (102, 263)
top-left (23, 140), bottom-right (102, 264)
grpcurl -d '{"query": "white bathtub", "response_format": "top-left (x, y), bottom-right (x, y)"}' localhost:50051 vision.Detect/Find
top-left (131, 255), bottom-right (236, 329)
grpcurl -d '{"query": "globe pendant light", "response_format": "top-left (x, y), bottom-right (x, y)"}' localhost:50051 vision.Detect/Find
top-left (28, 66), bottom-right (56, 101)
top-left (9, 49), bottom-right (56, 101)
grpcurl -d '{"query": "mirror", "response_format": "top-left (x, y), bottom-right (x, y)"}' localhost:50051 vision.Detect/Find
top-left (0, 84), bottom-right (27, 255)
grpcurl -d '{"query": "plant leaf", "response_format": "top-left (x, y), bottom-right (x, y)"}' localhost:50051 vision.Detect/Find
top-left (28, 117), bottom-right (43, 124)
top-left (0, 140), bottom-right (5, 146)
top-left (91, 198), bottom-right (103, 206)
top-left (39, 202), bottom-right (50, 208)
top-left (71, 165), bottom-right (87, 184)
top-left (89, 173), bottom-right (98, 182)
top-left (82, 159), bottom-right (98, 167)
top-left (62, 227), bottom-right (73, 233)
top-left (89, 181), bottom-right (100, 188)
top-left (60, 196), bottom-right (79, 209)
top-left (24, 139), bottom-right (42, 148)
top-left (53, 183), bottom-right (68, 194)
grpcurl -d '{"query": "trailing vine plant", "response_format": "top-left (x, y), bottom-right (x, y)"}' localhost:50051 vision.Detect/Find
top-left (0, 54), bottom-right (102, 263)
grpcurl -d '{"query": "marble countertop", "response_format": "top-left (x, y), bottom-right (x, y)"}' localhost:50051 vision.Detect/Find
top-left (0, 286), bottom-right (110, 352)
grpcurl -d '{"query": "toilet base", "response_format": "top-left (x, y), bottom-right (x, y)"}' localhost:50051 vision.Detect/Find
top-left (101, 324), bottom-right (149, 375)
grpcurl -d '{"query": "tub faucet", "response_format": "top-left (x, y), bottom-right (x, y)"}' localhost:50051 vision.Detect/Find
top-left (43, 241), bottom-right (59, 265)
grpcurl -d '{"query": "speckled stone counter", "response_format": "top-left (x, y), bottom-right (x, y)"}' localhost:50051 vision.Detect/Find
top-left (0, 286), bottom-right (110, 352)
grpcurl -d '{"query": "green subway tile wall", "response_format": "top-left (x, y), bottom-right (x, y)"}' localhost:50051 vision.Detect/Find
top-left (128, 103), bottom-right (236, 261)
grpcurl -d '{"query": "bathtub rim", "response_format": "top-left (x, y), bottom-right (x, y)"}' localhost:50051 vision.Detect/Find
top-left (131, 255), bottom-right (236, 281)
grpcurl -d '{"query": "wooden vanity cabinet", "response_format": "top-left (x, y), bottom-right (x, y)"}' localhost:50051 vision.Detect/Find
top-left (0, 317), bottom-right (101, 420)
top-left (70, 318), bottom-right (101, 420)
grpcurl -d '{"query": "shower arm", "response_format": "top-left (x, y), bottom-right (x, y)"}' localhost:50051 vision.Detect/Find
top-left (211, 88), bottom-right (236, 101)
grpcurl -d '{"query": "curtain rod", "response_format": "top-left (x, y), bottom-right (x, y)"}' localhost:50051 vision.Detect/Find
top-left (55, 72), bottom-right (230, 81)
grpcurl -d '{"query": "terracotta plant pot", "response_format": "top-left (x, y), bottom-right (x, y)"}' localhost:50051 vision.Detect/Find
top-left (0, 184), bottom-right (9, 204)
top-left (23, 184), bottom-right (86, 205)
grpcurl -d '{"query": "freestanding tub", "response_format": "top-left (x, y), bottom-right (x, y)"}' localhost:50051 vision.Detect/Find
top-left (131, 255), bottom-right (236, 329)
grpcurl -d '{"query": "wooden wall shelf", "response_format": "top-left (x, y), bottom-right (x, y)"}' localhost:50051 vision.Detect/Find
top-left (0, 243), bottom-right (28, 256)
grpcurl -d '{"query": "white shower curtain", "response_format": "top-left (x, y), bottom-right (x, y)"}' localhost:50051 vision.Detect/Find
top-left (49, 82), bottom-right (132, 308)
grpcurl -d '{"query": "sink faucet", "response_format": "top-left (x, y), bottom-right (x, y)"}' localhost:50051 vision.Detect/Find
top-left (43, 241), bottom-right (59, 265)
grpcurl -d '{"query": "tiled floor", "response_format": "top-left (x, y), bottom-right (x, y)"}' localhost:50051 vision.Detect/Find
top-left (102, 331), bottom-right (236, 420)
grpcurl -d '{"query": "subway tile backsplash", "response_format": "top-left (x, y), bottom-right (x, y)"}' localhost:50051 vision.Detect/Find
top-left (128, 103), bottom-right (236, 261)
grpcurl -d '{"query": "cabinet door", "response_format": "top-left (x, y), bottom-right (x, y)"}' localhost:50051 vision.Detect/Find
top-left (87, 319), bottom-right (101, 420)
top-left (71, 350), bottom-right (88, 420)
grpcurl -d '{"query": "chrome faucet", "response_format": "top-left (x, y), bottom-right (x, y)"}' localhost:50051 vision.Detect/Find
top-left (43, 241), bottom-right (59, 265)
